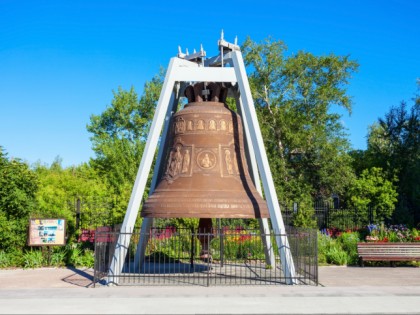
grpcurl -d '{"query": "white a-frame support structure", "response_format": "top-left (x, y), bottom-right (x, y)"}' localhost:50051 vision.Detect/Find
top-left (107, 38), bottom-right (296, 285)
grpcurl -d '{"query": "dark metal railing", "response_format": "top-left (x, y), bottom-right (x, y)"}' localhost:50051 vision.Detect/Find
top-left (281, 202), bottom-right (377, 230)
top-left (94, 226), bottom-right (317, 287)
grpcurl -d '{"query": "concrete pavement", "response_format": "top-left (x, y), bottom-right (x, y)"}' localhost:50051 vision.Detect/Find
top-left (0, 266), bottom-right (419, 314)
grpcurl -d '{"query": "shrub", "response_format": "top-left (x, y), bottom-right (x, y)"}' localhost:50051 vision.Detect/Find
top-left (317, 233), bottom-right (333, 265)
top-left (0, 251), bottom-right (10, 268)
top-left (318, 231), bottom-right (360, 266)
top-left (78, 249), bottom-right (94, 268)
top-left (66, 244), bottom-right (95, 267)
top-left (325, 246), bottom-right (348, 265)
top-left (50, 247), bottom-right (68, 267)
top-left (23, 249), bottom-right (45, 269)
top-left (336, 232), bottom-right (360, 265)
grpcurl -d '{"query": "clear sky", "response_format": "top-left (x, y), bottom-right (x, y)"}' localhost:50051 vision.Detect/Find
top-left (0, 0), bottom-right (419, 167)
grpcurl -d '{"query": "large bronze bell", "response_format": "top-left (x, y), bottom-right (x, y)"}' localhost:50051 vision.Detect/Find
top-left (142, 82), bottom-right (270, 219)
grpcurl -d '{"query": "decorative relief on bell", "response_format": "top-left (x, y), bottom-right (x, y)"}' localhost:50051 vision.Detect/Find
top-left (164, 144), bottom-right (193, 183)
top-left (196, 119), bottom-right (205, 130)
top-left (197, 151), bottom-right (216, 170)
top-left (208, 120), bottom-right (216, 130)
top-left (181, 149), bottom-right (190, 173)
top-left (224, 149), bottom-right (234, 175)
top-left (174, 118), bottom-right (185, 134)
top-left (187, 120), bottom-right (193, 131)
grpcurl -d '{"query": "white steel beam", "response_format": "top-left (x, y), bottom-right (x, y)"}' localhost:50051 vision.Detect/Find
top-left (107, 57), bottom-right (180, 284)
top-left (234, 92), bottom-right (275, 267)
top-left (230, 50), bottom-right (296, 283)
top-left (133, 86), bottom-right (181, 271)
top-left (172, 66), bottom-right (236, 83)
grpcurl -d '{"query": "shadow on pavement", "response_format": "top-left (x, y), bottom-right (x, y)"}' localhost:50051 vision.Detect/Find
top-left (62, 267), bottom-right (95, 288)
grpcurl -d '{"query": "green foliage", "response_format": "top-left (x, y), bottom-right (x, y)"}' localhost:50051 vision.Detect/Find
top-left (33, 160), bottom-right (112, 238)
top-left (50, 247), bottom-right (68, 267)
top-left (211, 232), bottom-right (266, 260)
top-left (336, 232), bottom-right (360, 265)
top-left (318, 235), bottom-right (348, 266)
top-left (87, 75), bottom-right (163, 194)
top-left (318, 232), bottom-right (359, 265)
top-left (66, 244), bottom-right (82, 267)
top-left (0, 148), bottom-right (38, 250)
top-left (317, 233), bottom-right (331, 264)
top-left (242, 37), bottom-right (358, 205)
top-left (87, 76), bottom-right (163, 220)
top-left (78, 249), bottom-right (94, 268)
top-left (291, 193), bottom-right (317, 228)
top-left (364, 96), bottom-right (419, 225)
top-left (65, 244), bottom-right (94, 267)
top-left (325, 246), bottom-right (348, 265)
top-left (348, 167), bottom-right (398, 224)
top-left (23, 249), bottom-right (45, 269)
top-left (0, 251), bottom-right (10, 268)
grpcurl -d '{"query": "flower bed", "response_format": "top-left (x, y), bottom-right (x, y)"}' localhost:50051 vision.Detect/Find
top-left (365, 224), bottom-right (420, 243)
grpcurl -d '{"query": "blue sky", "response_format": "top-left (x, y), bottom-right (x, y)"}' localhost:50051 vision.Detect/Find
top-left (0, 0), bottom-right (419, 167)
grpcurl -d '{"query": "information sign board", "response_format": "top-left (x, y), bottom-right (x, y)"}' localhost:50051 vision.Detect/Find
top-left (28, 218), bottom-right (66, 246)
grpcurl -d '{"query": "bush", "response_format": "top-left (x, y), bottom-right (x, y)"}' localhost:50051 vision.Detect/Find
top-left (23, 249), bottom-right (45, 269)
top-left (318, 231), bottom-right (360, 266)
top-left (211, 230), bottom-right (265, 260)
top-left (78, 249), bottom-right (94, 268)
top-left (50, 247), bottom-right (68, 267)
top-left (0, 251), bottom-right (10, 268)
top-left (317, 233), bottom-right (333, 265)
top-left (336, 232), bottom-right (360, 265)
top-left (66, 244), bottom-right (95, 267)
top-left (325, 246), bottom-right (348, 265)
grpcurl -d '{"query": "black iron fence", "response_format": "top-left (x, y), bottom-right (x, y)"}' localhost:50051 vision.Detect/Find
top-left (72, 198), bottom-right (398, 233)
top-left (94, 226), bottom-right (317, 287)
top-left (281, 201), bottom-right (376, 230)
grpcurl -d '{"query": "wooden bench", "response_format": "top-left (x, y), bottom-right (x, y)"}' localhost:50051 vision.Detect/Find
top-left (357, 242), bottom-right (420, 267)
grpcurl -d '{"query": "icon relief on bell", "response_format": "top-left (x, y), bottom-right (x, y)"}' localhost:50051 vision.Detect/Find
top-left (166, 145), bottom-right (183, 179)
top-left (201, 154), bottom-right (212, 168)
top-left (187, 120), bottom-right (193, 131)
top-left (225, 150), bottom-right (233, 175)
top-left (197, 151), bottom-right (216, 169)
top-left (220, 120), bottom-right (227, 131)
top-left (197, 119), bottom-right (205, 130)
top-left (175, 118), bottom-right (185, 134)
top-left (181, 149), bottom-right (190, 173)
top-left (209, 120), bottom-right (216, 130)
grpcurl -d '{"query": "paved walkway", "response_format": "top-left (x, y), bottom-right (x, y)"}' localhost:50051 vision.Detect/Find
top-left (0, 266), bottom-right (420, 314)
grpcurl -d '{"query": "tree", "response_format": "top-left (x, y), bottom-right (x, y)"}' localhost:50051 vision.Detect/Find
top-left (87, 73), bottom-right (163, 218)
top-left (0, 147), bottom-right (38, 250)
top-left (242, 37), bottom-right (358, 223)
top-left (348, 167), bottom-right (398, 225)
top-left (34, 158), bottom-right (112, 237)
top-left (365, 91), bottom-right (419, 224)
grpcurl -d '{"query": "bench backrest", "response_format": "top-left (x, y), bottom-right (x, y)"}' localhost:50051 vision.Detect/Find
top-left (357, 243), bottom-right (420, 257)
